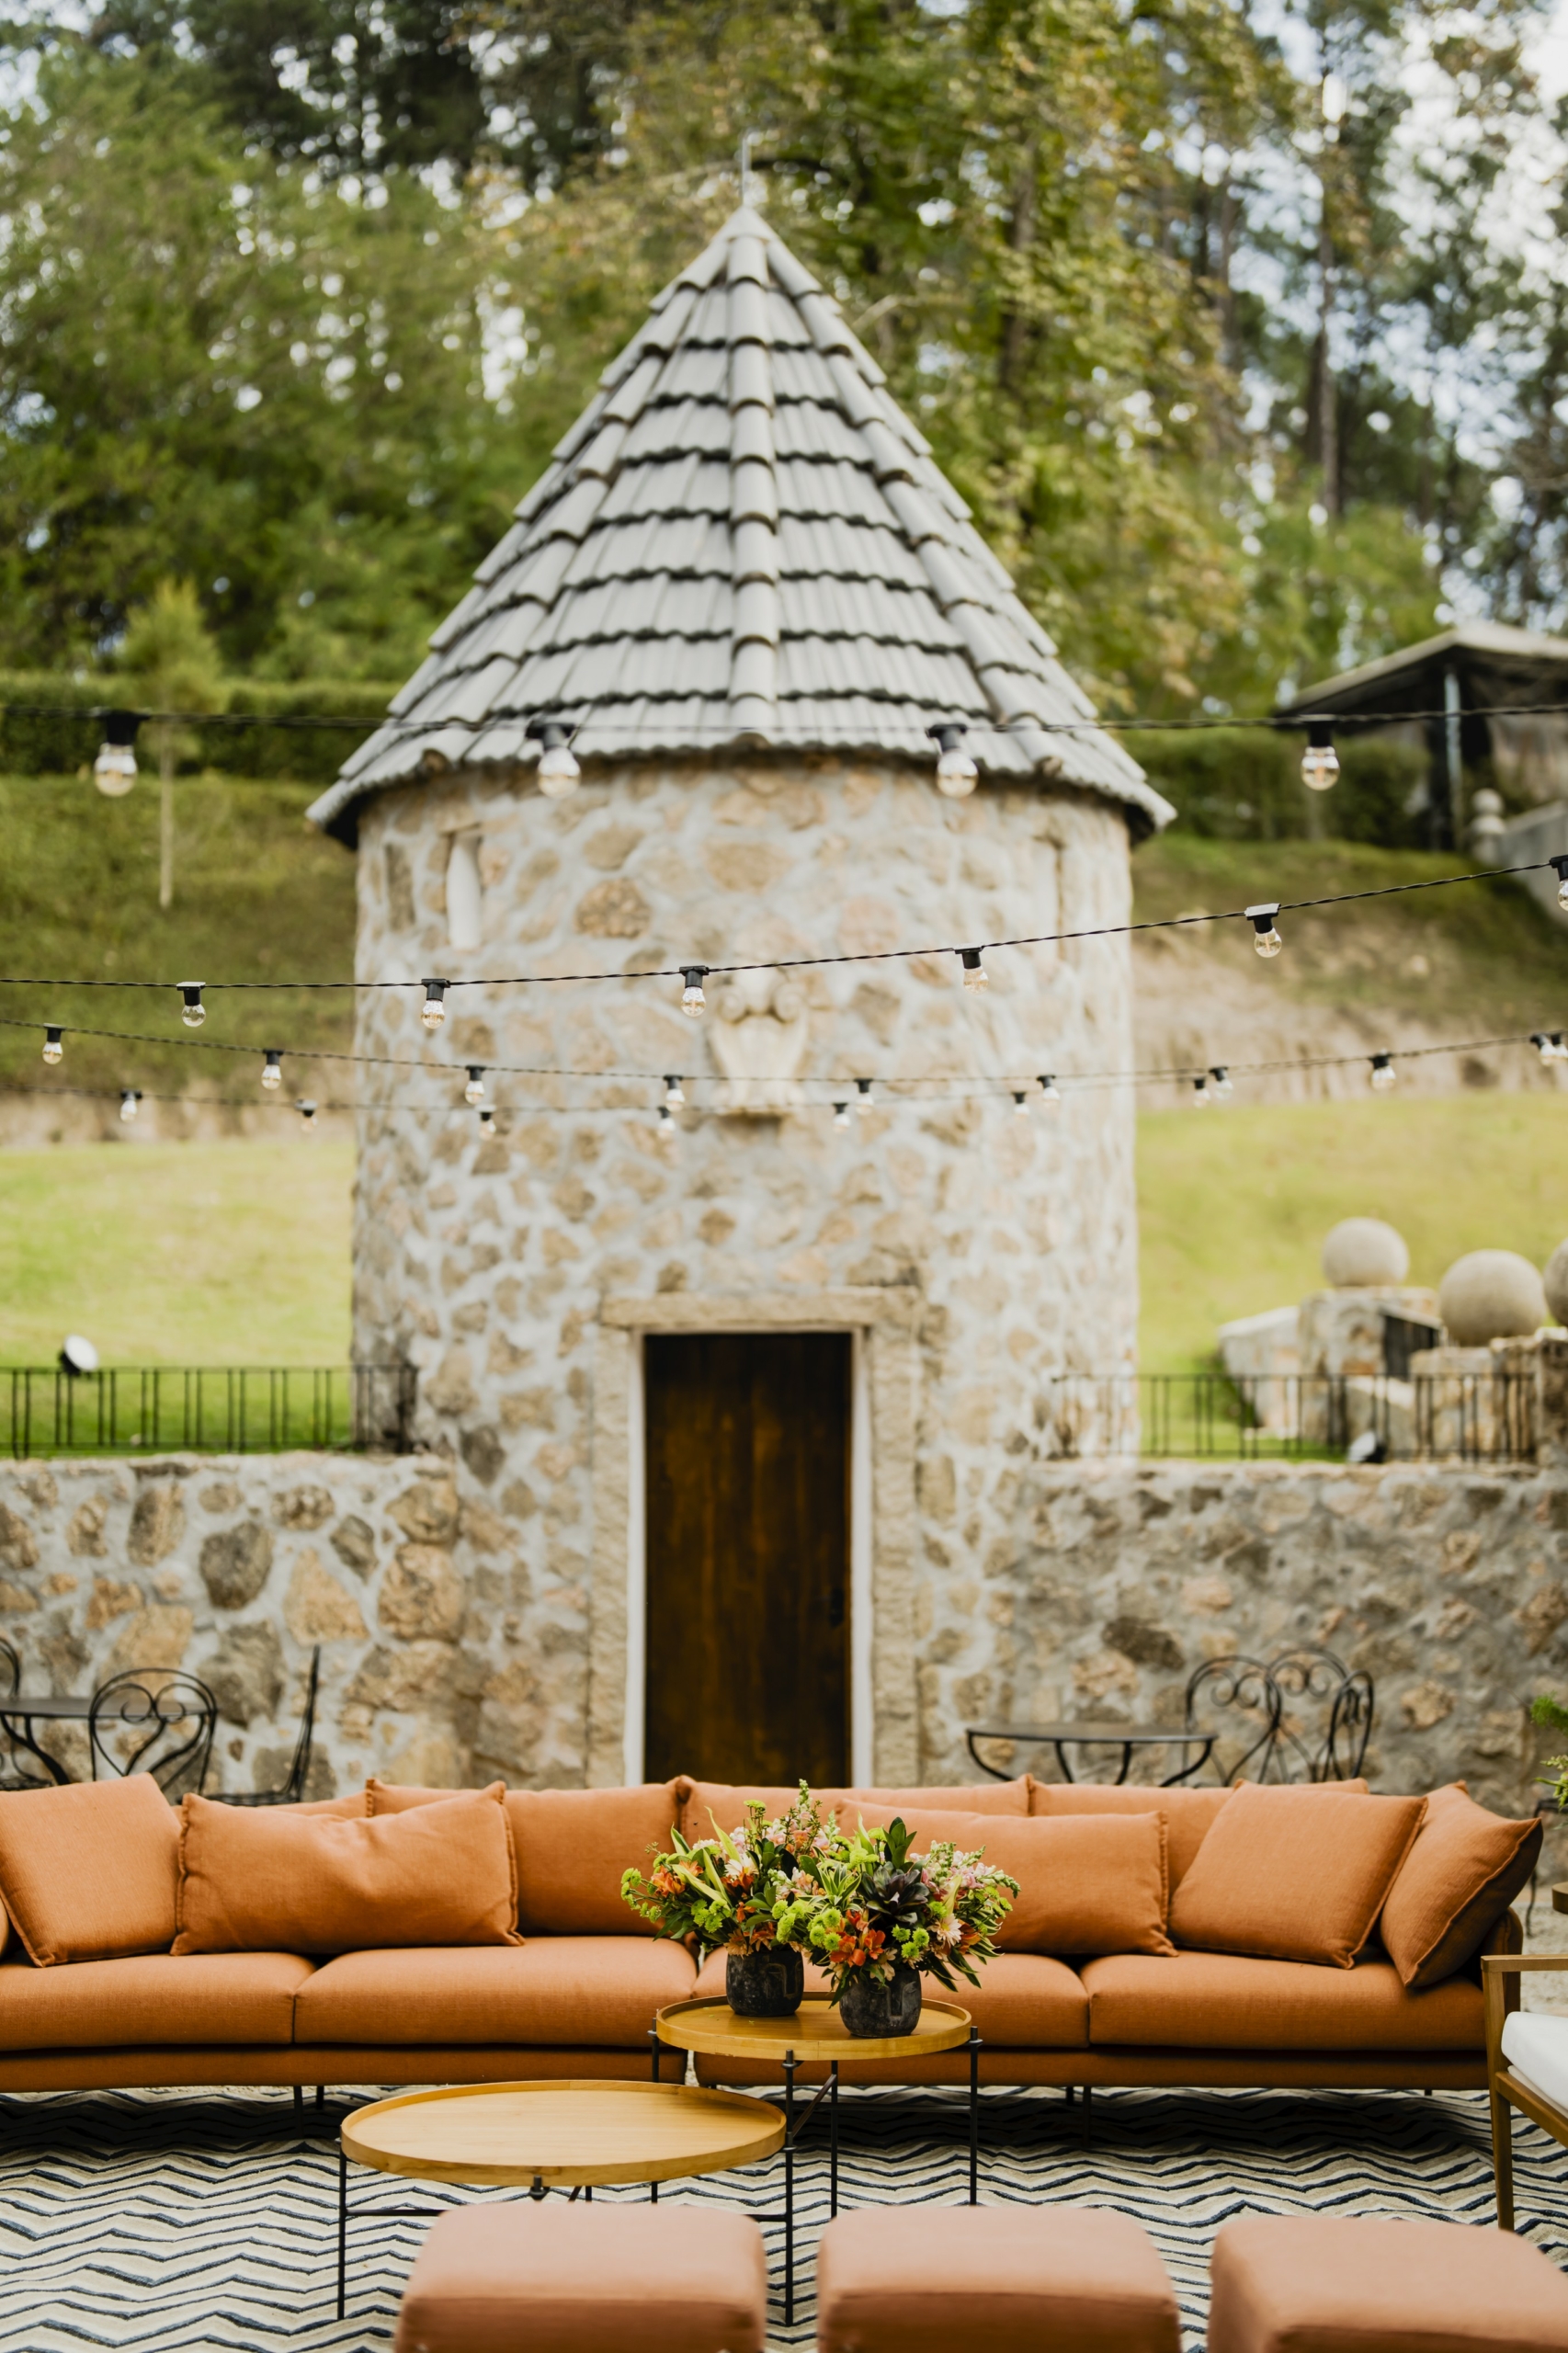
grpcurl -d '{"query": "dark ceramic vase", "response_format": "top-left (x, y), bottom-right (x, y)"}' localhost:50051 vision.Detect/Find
top-left (726, 1943), bottom-right (804, 2018)
top-left (839, 1961), bottom-right (922, 2039)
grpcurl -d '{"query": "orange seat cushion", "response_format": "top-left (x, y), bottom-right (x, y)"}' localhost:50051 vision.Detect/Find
top-left (175, 1788), bottom-right (519, 1955)
top-left (845, 1806), bottom-right (1174, 1958)
top-left (0, 1950), bottom-right (312, 2048)
top-left (1082, 1949), bottom-right (1483, 2052)
top-left (1207, 2213), bottom-right (1568, 2353)
top-left (294, 1935), bottom-right (699, 2046)
top-left (0, 1775), bottom-right (179, 1966)
top-left (692, 1944), bottom-right (1090, 2046)
top-left (394, 2203), bottom-right (767, 2353)
top-left (1030, 1782), bottom-right (1233, 1889)
top-left (816, 2207), bottom-right (1180, 2353)
top-left (1169, 1784), bottom-right (1425, 1967)
top-left (1380, 1782), bottom-right (1541, 1989)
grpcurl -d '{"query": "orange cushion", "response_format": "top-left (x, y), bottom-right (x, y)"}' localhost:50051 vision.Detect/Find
top-left (393, 2203), bottom-right (767, 2353)
top-left (1380, 1782), bottom-right (1541, 1989)
top-left (1028, 1779), bottom-right (1369, 1888)
top-left (1207, 2213), bottom-right (1568, 2353)
top-left (1168, 1784), bottom-right (1425, 1967)
top-left (0, 1949), bottom-right (312, 2048)
top-left (817, 2208), bottom-right (1180, 2353)
top-left (0, 1776), bottom-right (178, 1966)
top-left (295, 1935), bottom-right (699, 2046)
top-left (841, 1780), bottom-right (1031, 1815)
top-left (284, 1791), bottom-right (369, 1816)
top-left (846, 1804), bottom-right (1173, 1957)
top-left (677, 1779), bottom-right (1028, 1844)
top-left (365, 1779), bottom-right (684, 1937)
top-left (174, 1787), bottom-right (520, 1955)
top-left (1082, 1949), bottom-right (1483, 2052)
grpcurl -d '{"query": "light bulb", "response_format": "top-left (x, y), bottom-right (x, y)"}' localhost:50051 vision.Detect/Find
top-left (1247, 903), bottom-right (1282, 959)
top-left (421, 979), bottom-right (449, 1031)
top-left (664, 1075), bottom-right (685, 1109)
top-left (532, 720), bottom-right (581, 800)
top-left (296, 1098), bottom-right (318, 1132)
top-left (1012, 1090), bottom-right (1029, 1118)
top-left (465, 1066), bottom-right (486, 1107)
top-left (479, 1108), bottom-right (495, 1134)
top-left (1533, 1033), bottom-right (1553, 1065)
top-left (119, 1089), bottom-right (141, 1124)
top-left (179, 983), bottom-right (206, 1028)
top-left (1369, 1053), bottom-right (1396, 1093)
top-left (856, 1078), bottom-right (874, 1115)
top-left (1552, 856), bottom-right (1568, 912)
top-left (1301, 724), bottom-right (1339, 791)
top-left (1193, 1075), bottom-right (1212, 1107)
top-left (1210, 1065), bottom-right (1233, 1100)
top-left (960, 949), bottom-right (987, 992)
top-left (261, 1051), bottom-right (282, 1091)
top-left (928, 721), bottom-right (978, 799)
top-left (657, 1103), bottom-right (676, 1133)
top-left (833, 1101), bottom-right (851, 1129)
top-left (94, 743), bottom-right (137, 796)
top-left (1038, 1074), bottom-right (1061, 1108)
top-left (680, 965), bottom-right (708, 1017)
top-left (1553, 1033), bottom-right (1568, 1063)
top-left (41, 1027), bottom-right (62, 1066)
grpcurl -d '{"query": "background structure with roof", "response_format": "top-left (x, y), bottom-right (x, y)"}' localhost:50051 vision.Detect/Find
top-left (312, 205), bottom-right (1168, 1790)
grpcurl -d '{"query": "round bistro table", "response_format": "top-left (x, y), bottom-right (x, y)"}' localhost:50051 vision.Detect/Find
top-left (335, 2078), bottom-right (783, 2320)
top-left (654, 1993), bottom-right (977, 2325)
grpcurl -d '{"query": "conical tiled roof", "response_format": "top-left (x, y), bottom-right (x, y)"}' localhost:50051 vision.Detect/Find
top-left (309, 206), bottom-right (1171, 842)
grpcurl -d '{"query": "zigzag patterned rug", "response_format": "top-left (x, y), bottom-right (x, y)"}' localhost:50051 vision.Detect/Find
top-left (3, 2084), bottom-right (1566, 2350)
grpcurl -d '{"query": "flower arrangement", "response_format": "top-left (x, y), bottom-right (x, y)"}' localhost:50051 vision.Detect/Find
top-left (620, 1784), bottom-right (832, 1957)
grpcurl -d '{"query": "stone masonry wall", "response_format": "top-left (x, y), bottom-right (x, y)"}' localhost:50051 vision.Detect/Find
top-left (0, 1454), bottom-right (1565, 1853)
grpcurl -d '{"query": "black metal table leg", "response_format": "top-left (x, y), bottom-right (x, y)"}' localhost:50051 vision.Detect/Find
top-left (784, 2048), bottom-right (796, 2327)
top-left (649, 2019), bottom-right (662, 2200)
top-left (292, 2085), bottom-right (302, 2122)
top-left (969, 2029), bottom-right (981, 2204)
top-left (336, 2140), bottom-right (347, 2320)
top-left (830, 2062), bottom-right (839, 2219)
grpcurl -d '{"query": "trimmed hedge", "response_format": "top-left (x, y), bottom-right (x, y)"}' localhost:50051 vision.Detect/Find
top-left (0, 676), bottom-right (399, 785)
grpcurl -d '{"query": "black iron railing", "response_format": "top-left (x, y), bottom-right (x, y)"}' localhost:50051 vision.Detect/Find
top-left (1040, 1370), bottom-right (1537, 1464)
top-left (1, 1364), bottom-right (418, 1459)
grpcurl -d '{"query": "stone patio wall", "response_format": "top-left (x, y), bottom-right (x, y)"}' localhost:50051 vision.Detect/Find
top-left (0, 1452), bottom-right (1566, 1861)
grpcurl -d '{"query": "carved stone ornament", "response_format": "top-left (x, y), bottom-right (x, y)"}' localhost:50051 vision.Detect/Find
top-left (709, 968), bottom-right (812, 1115)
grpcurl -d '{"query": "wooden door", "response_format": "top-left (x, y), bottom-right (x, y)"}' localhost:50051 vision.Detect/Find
top-left (643, 1332), bottom-right (850, 1787)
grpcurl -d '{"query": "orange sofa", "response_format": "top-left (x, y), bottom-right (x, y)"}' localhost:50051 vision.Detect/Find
top-left (0, 1774), bottom-right (1528, 2097)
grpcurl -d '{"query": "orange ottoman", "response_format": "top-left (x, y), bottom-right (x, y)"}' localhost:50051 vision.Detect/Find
top-left (1209, 2215), bottom-right (1568, 2353)
top-left (392, 2203), bottom-right (767, 2353)
top-left (816, 2207), bottom-right (1181, 2353)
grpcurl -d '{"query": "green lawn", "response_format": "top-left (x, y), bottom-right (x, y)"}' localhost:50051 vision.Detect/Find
top-left (1138, 1092), bottom-right (1568, 1370)
top-left (0, 1139), bottom-right (352, 1365)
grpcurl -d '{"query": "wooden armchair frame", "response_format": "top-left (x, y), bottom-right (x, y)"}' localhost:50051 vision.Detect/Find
top-left (1483, 1926), bottom-right (1567, 2231)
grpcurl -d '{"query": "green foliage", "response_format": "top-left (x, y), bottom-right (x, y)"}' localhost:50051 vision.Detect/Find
top-left (1141, 729), bottom-right (1428, 847)
top-left (0, 677), bottom-right (394, 782)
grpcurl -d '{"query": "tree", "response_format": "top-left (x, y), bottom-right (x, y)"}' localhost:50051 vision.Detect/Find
top-left (118, 582), bottom-right (225, 908)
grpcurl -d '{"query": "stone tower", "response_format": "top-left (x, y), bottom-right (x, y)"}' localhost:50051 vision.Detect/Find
top-left (309, 206), bottom-right (1171, 1790)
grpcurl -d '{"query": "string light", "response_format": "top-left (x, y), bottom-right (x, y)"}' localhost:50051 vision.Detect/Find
top-left (1301, 722), bottom-right (1339, 792)
top-left (856, 1078), bottom-right (874, 1115)
top-left (528, 717), bottom-right (581, 800)
top-left (421, 979), bottom-right (449, 1031)
top-left (1210, 1065), bottom-right (1233, 1099)
top-left (657, 1103), bottom-right (676, 1133)
top-left (664, 1075), bottom-right (685, 1109)
top-left (1247, 903), bottom-right (1283, 959)
top-left (92, 710), bottom-right (141, 798)
top-left (1038, 1074), bottom-right (1061, 1107)
top-left (261, 1050), bottom-right (283, 1090)
top-left (1012, 1089), bottom-right (1030, 1118)
top-left (1369, 1052), bottom-right (1397, 1093)
top-left (41, 1026), bottom-right (62, 1066)
top-left (296, 1098), bottom-right (318, 1131)
top-left (464, 1065), bottom-right (486, 1107)
top-left (1193, 1074), bottom-right (1212, 1107)
top-left (179, 983), bottom-right (206, 1029)
top-left (119, 1088), bottom-right (141, 1123)
top-left (833, 1101), bottom-right (851, 1128)
top-left (680, 965), bottom-right (708, 1017)
top-left (960, 949), bottom-right (988, 992)
top-left (1552, 856), bottom-right (1568, 913)
top-left (928, 721), bottom-right (979, 799)
top-left (478, 1107), bottom-right (495, 1135)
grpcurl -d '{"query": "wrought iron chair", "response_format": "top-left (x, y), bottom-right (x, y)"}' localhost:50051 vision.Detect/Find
top-left (1184, 1654), bottom-right (1283, 1784)
top-left (1267, 1646), bottom-right (1374, 1781)
top-left (0, 1636), bottom-right (47, 1792)
top-left (214, 1645), bottom-right (322, 1807)
top-left (1319, 1665), bottom-right (1375, 1780)
top-left (89, 1670), bottom-right (217, 1800)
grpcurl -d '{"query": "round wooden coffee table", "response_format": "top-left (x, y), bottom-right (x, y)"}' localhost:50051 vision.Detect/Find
top-left (335, 2079), bottom-right (782, 2319)
top-left (655, 1992), bottom-right (979, 2324)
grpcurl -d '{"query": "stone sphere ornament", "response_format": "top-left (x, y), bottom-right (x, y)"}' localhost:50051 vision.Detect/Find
top-left (1542, 1241), bottom-right (1568, 1329)
top-left (1321, 1218), bottom-right (1410, 1289)
top-left (1437, 1250), bottom-right (1547, 1346)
